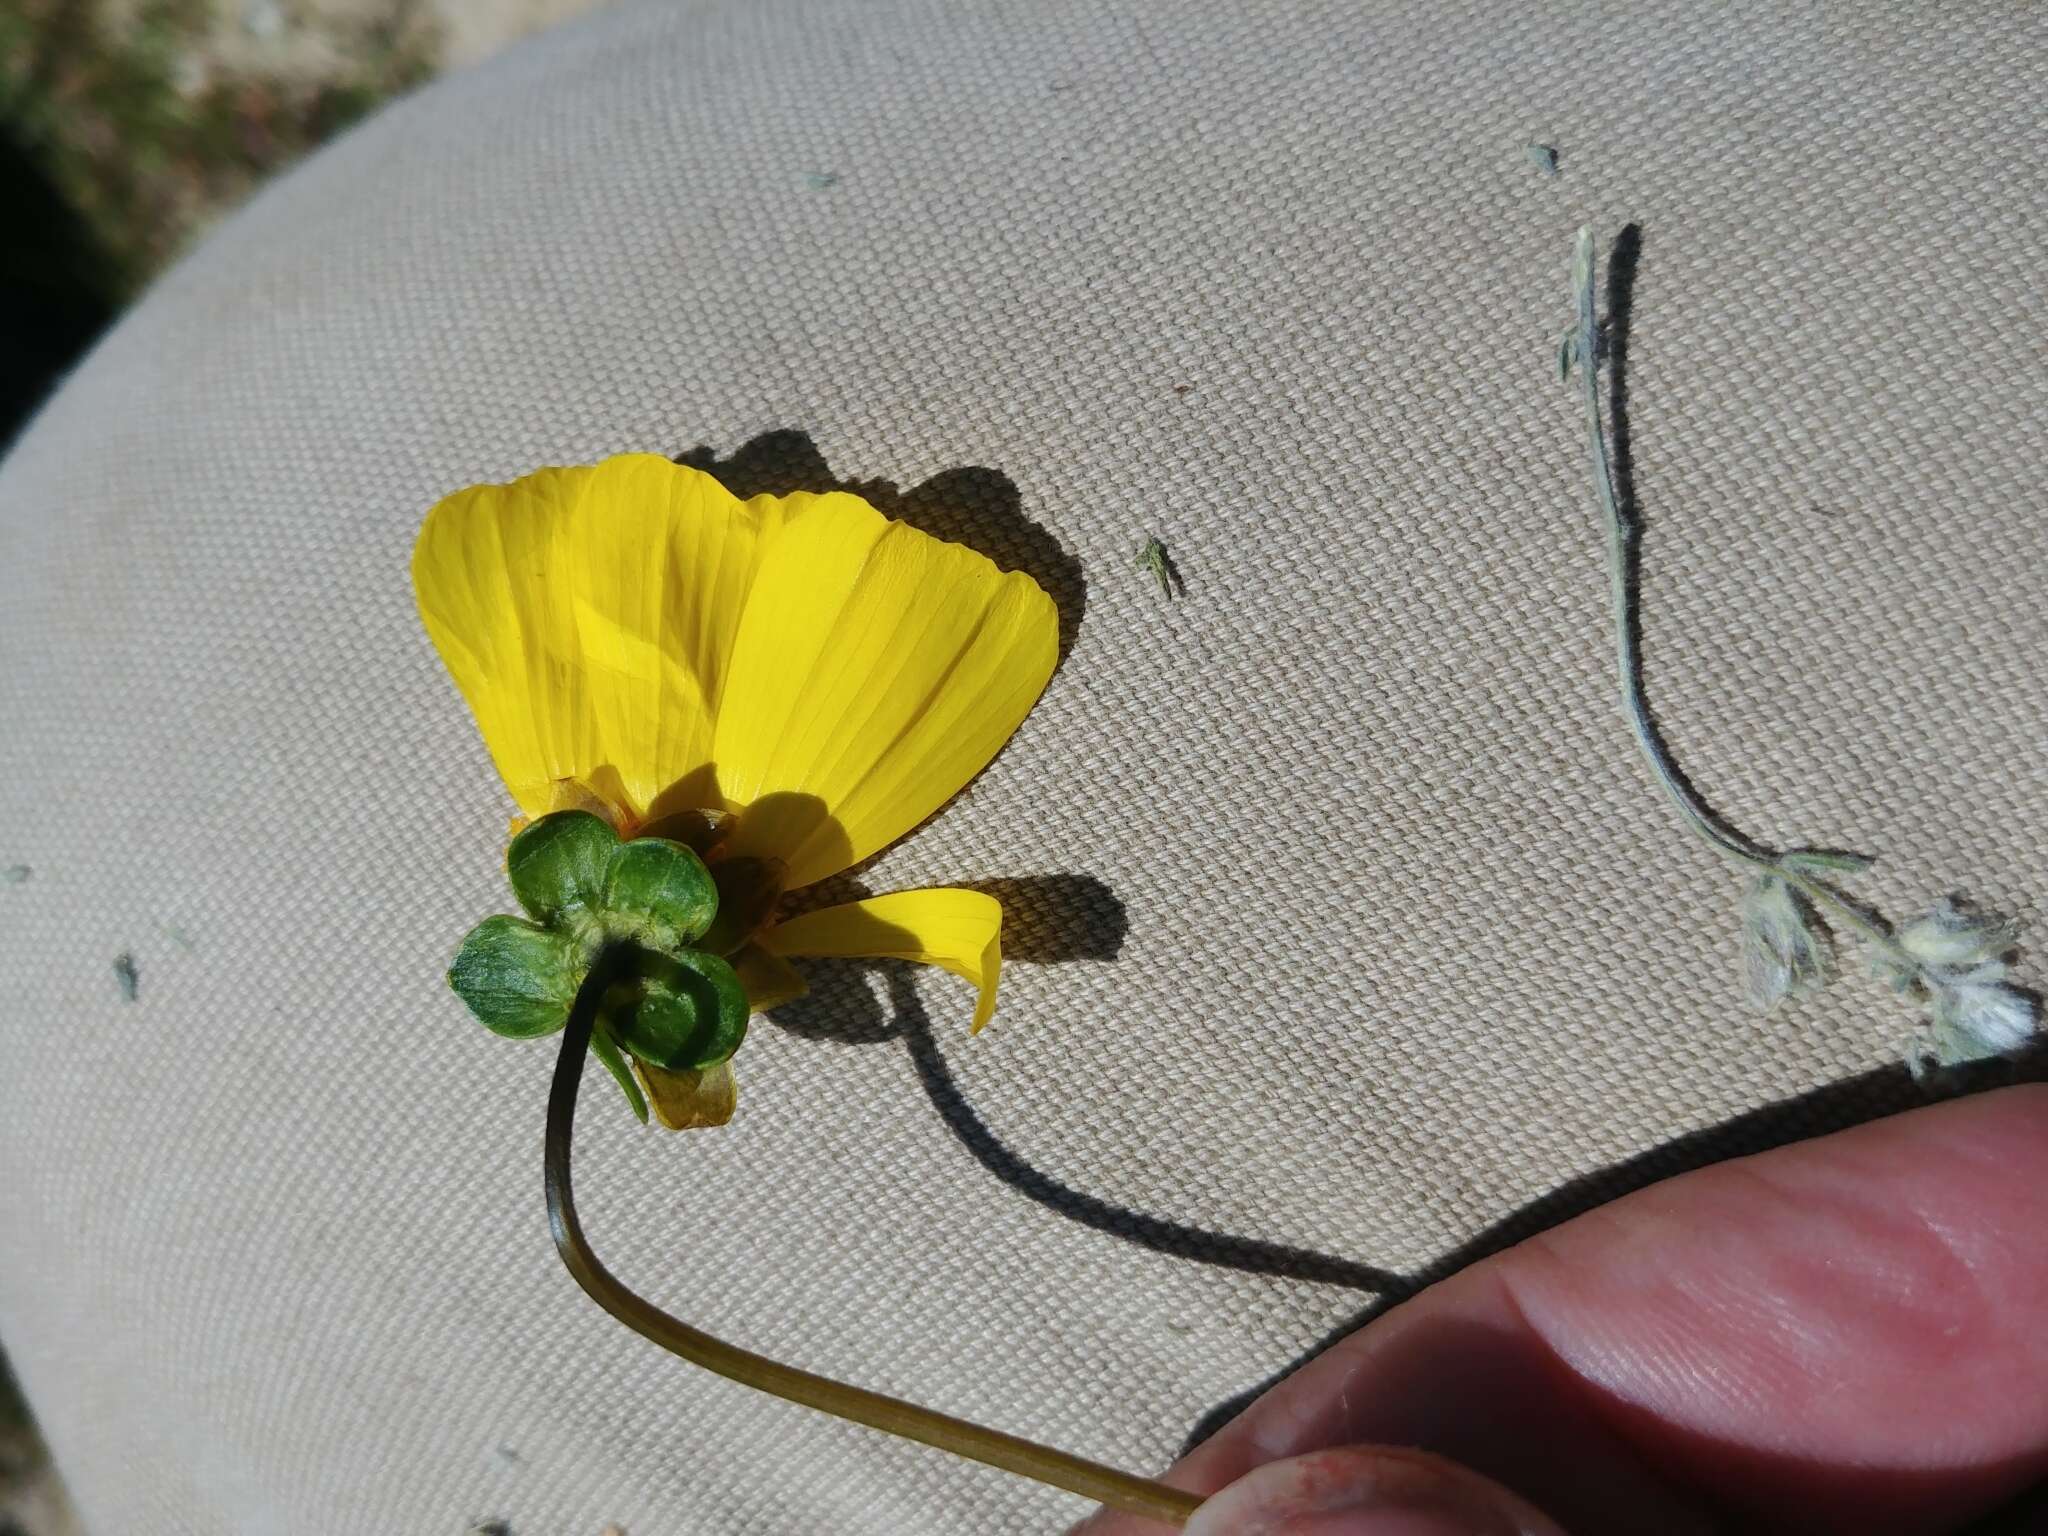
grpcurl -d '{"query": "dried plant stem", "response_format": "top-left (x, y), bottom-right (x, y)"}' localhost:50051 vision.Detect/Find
top-left (1568, 226), bottom-right (1920, 973)
top-left (544, 961), bottom-right (1204, 1528)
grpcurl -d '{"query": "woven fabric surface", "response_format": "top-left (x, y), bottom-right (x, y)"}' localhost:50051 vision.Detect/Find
top-left (2, 1), bottom-right (2044, 1531)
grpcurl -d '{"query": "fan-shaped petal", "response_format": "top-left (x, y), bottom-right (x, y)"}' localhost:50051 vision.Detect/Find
top-left (712, 519), bottom-right (1058, 887)
top-left (413, 454), bottom-right (784, 819)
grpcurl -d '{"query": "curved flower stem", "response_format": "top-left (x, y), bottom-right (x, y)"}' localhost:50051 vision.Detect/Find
top-left (1570, 227), bottom-right (1765, 869)
top-left (544, 960), bottom-right (1205, 1528)
top-left (1569, 226), bottom-right (1920, 974)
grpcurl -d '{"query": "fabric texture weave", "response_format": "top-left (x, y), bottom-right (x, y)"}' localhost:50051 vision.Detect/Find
top-left (1, 2), bottom-right (2043, 1531)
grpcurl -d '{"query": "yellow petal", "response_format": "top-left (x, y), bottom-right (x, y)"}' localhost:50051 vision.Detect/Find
top-left (731, 945), bottom-right (808, 1012)
top-left (759, 888), bottom-right (1004, 1032)
top-left (413, 455), bottom-right (785, 820)
top-left (632, 1058), bottom-right (739, 1131)
top-left (711, 513), bottom-right (1059, 888)
top-left (417, 456), bottom-right (1058, 872)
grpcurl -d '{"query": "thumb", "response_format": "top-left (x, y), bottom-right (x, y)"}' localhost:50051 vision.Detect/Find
top-left (1182, 1446), bottom-right (1571, 1536)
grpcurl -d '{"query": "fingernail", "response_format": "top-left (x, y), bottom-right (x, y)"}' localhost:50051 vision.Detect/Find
top-left (1182, 1448), bottom-right (1562, 1536)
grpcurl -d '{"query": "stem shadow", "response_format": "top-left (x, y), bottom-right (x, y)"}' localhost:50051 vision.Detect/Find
top-left (762, 871), bottom-right (1400, 1293)
top-left (887, 968), bottom-right (1406, 1294)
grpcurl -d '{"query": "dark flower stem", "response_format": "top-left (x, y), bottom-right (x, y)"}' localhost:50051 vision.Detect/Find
top-left (544, 959), bottom-right (1204, 1527)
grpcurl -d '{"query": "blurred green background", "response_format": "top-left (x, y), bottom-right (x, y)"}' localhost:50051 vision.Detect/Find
top-left (0, 6), bottom-right (605, 1526)
top-left (0, 0), bottom-right (603, 448)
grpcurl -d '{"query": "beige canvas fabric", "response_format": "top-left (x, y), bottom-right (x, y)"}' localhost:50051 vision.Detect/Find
top-left (2, 1), bottom-right (2044, 1531)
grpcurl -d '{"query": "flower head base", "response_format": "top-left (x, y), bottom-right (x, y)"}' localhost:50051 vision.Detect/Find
top-left (449, 810), bottom-right (752, 1125)
top-left (416, 454), bottom-right (1059, 1127)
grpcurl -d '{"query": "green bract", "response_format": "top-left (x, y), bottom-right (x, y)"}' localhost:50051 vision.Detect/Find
top-left (588, 1022), bottom-right (650, 1125)
top-left (602, 949), bottom-right (751, 1071)
top-left (447, 915), bottom-right (582, 1038)
top-left (507, 809), bottom-right (617, 925)
top-left (602, 836), bottom-right (719, 948)
top-left (447, 810), bottom-right (755, 1119)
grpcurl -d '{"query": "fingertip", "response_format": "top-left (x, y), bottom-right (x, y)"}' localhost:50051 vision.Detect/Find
top-left (1180, 1447), bottom-right (1569, 1536)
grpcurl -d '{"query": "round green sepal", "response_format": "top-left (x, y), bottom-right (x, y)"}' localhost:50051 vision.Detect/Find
top-left (506, 810), bottom-right (619, 926)
top-left (602, 836), bottom-right (720, 949)
top-left (601, 947), bottom-right (750, 1071)
top-left (446, 915), bottom-right (582, 1038)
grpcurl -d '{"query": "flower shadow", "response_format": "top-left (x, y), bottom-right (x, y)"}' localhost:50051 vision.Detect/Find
top-left (675, 428), bottom-right (1086, 668)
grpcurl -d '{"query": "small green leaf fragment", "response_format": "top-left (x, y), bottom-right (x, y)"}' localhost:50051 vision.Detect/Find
top-left (1780, 849), bottom-right (1877, 875)
top-left (1137, 536), bottom-right (1180, 599)
top-left (1557, 331), bottom-right (1577, 382)
top-left (507, 810), bottom-right (618, 924)
top-left (1526, 142), bottom-right (1560, 176)
top-left (589, 1022), bottom-right (650, 1123)
top-left (603, 837), bottom-right (720, 946)
top-left (604, 949), bottom-right (751, 1070)
top-left (448, 914), bottom-right (581, 1037)
top-left (113, 951), bottom-right (139, 1002)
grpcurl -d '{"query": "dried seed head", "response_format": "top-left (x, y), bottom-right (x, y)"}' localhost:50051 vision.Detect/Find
top-left (1739, 874), bottom-right (1834, 1010)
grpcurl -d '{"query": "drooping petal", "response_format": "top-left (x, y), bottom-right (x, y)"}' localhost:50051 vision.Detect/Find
top-left (711, 513), bottom-right (1059, 888)
top-left (632, 1058), bottom-right (739, 1131)
top-left (759, 888), bottom-right (1004, 1031)
top-left (413, 454), bottom-right (786, 820)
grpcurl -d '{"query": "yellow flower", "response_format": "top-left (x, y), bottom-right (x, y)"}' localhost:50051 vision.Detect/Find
top-left (414, 453), bottom-right (1058, 1128)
